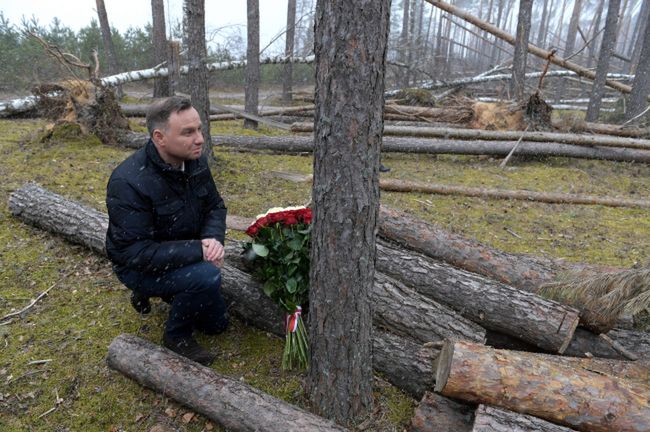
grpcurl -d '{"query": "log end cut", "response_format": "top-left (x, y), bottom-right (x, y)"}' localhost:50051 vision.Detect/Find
top-left (434, 339), bottom-right (454, 393)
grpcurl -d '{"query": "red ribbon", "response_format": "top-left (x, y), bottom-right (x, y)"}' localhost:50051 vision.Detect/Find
top-left (285, 306), bottom-right (302, 333)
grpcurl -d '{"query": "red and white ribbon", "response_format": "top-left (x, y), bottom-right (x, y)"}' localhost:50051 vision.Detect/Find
top-left (285, 306), bottom-right (302, 333)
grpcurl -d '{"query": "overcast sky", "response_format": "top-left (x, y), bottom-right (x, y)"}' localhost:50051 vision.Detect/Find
top-left (1, 0), bottom-right (290, 54)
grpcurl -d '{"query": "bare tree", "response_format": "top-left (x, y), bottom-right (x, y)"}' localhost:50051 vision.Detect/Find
top-left (587, 0), bottom-right (605, 69)
top-left (511, 0), bottom-right (533, 102)
top-left (630, 0), bottom-right (650, 74)
top-left (183, 0), bottom-right (212, 154)
top-left (586, 0), bottom-right (621, 122)
top-left (309, 0), bottom-right (391, 424)
top-left (245, 0), bottom-right (260, 130)
top-left (625, 16), bottom-right (650, 121)
top-left (400, 0), bottom-right (411, 86)
top-left (282, 0), bottom-right (297, 103)
top-left (151, 0), bottom-right (169, 98)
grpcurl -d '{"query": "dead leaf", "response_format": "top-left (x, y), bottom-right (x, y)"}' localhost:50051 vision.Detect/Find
top-left (205, 421), bottom-right (214, 431)
top-left (181, 411), bottom-right (195, 423)
top-left (164, 407), bottom-right (177, 418)
top-left (135, 413), bottom-right (146, 422)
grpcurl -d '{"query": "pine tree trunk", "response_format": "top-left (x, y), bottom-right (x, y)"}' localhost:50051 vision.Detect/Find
top-left (400, 0), bottom-right (411, 87)
top-left (95, 0), bottom-right (122, 97)
top-left (435, 340), bottom-right (650, 432)
top-left (245, 0), bottom-right (260, 130)
top-left (625, 15), bottom-right (650, 121)
top-left (151, 0), bottom-right (170, 98)
top-left (282, 0), bottom-right (297, 103)
top-left (309, 0), bottom-right (390, 424)
top-left (511, 0), bottom-right (533, 101)
top-left (586, 0), bottom-right (621, 122)
top-left (630, 0), bottom-right (650, 74)
top-left (183, 0), bottom-right (212, 155)
top-left (587, 0), bottom-right (605, 69)
top-left (107, 334), bottom-right (348, 432)
top-left (535, 0), bottom-right (549, 49)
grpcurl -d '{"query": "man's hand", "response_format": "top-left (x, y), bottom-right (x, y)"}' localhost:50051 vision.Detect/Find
top-left (202, 238), bottom-right (224, 267)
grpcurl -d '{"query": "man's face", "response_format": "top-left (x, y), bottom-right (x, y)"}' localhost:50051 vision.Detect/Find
top-left (153, 107), bottom-right (204, 167)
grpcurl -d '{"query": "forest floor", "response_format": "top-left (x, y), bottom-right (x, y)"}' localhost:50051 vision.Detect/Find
top-left (0, 87), bottom-right (649, 431)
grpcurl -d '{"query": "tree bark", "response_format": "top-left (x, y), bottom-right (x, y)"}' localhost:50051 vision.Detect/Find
top-left (95, 0), bottom-right (122, 97)
top-left (183, 0), bottom-right (212, 155)
top-left (151, 0), bottom-right (170, 98)
top-left (8, 183), bottom-right (441, 399)
top-left (309, 0), bottom-right (390, 423)
top-left (282, 0), bottom-right (297, 103)
top-left (472, 405), bottom-right (576, 432)
top-left (400, 0), bottom-right (411, 87)
top-left (434, 340), bottom-right (650, 432)
top-left (107, 334), bottom-right (348, 432)
top-left (630, 0), bottom-right (650, 74)
top-left (290, 123), bottom-right (650, 151)
top-left (373, 272), bottom-right (487, 344)
top-left (245, 0), bottom-right (260, 130)
top-left (586, 0), bottom-right (621, 122)
top-left (375, 240), bottom-right (579, 353)
top-left (411, 391), bottom-right (475, 432)
top-left (625, 15), bottom-right (650, 121)
top-left (510, 0), bottom-right (533, 102)
top-left (167, 40), bottom-right (181, 95)
top-left (564, 327), bottom-right (650, 360)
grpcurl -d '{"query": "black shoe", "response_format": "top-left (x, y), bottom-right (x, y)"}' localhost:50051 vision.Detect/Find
top-left (130, 291), bottom-right (151, 314)
top-left (163, 335), bottom-right (216, 366)
top-left (379, 163), bottom-right (391, 173)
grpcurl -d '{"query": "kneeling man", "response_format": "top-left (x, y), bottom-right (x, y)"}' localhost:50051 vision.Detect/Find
top-left (106, 96), bottom-right (228, 366)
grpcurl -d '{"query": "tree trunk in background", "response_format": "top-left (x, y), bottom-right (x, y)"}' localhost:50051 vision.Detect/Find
top-left (282, 0), bottom-right (297, 103)
top-left (563, 0), bottom-right (582, 58)
top-left (630, 0), bottom-right (650, 74)
top-left (400, 0), bottom-right (411, 86)
top-left (245, 0), bottom-right (260, 130)
top-left (586, 0), bottom-right (621, 122)
top-left (151, 0), bottom-right (170, 98)
top-left (309, 0), bottom-right (390, 424)
top-left (535, 0), bottom-right (549, 49)
top-left (95, 0), bottom-right (122, 97)
top-left (587, 0), bottom-right (605, 69)
top-left (625, 21), bottom-right (650, 121)
top-left (511, 0), bottom-right (533, 101)
top-left (167, 40), bottom-right (181, 95)
top-left (183, 0), bottom-right (212, 156)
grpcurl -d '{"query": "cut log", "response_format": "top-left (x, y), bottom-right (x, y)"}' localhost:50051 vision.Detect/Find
top-left (472, 405), bottom-right (576, 432)
top-left (117, 133), bottom-right (650, 164)
top-left (434, 340), bottom-right (650, 432)
top-left (564, 327), bottom-right (650, 360)
top-left (8, 184), bottom-right (444, 398)
top-left (107, 334), bottom-right (347, 432)
top-left (290, 123), bottom-right (650, 151)
top-left (411, 391), bottom-right (474, 432)
top-left (375, 240), bottom-right (579, 353)
top-left (270, 171), bottom-right (650, 210)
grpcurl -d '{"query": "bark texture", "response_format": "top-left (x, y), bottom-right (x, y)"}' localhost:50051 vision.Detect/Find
top-left (245, 0), bottom-right (260, 130)
top-left (309, 0), bottom-right (391, 423)
top-left (411, 391), bottom-right (474, 432)
top-left (472, 405), bottom-right (576, 432)
top-left (183, 0), bottom-right (212, 150)
top-left (626, 14), bottom-right (650, 121)
top-left (107, 334), bottom-right (348, 432)
top-left (151, 0), bottom-right (170, 98)
top-left (95, 0), bottom-right (120, 78)
top-left (510, 0), bottom-right (533, 102)
top-left (435, 340), bottom-right (650, 432)
top-left (376, 240), bottom-right (579, 353)
top-left (586, 0), bottom-right (621, 122)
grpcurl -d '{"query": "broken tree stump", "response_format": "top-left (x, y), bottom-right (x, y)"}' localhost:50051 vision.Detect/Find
top-left (434, 340), bottom-right (650, 432)
top-left (107, 334), bottom-right (348, 432)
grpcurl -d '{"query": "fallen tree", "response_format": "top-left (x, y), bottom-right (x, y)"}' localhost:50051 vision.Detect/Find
top-left (290, 123), bottom-right (650, 151)
top-left (6, 183), bottom-right (449, 398)
top-left (434, 340), bottom-right (650, 432)
top-left (270, 171), bottom-right (650, 210)
top-left (107, 334), bottom-right (348, 432)
top-left (125, 134), bottom-right (650, 164)
top-left (471, 405), bottom-right (576, 432)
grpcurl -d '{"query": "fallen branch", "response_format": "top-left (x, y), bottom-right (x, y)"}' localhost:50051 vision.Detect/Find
top-left (107, 334), bottom-right (348, 432)
top-left (1, 281), bottom-right (58, 322)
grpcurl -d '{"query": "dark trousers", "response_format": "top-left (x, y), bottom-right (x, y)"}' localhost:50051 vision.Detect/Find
top-left (116, 261), bottom-right (229, 339)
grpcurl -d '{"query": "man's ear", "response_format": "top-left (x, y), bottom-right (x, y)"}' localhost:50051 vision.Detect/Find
top-left (152, 129), bottom-right (165, 146)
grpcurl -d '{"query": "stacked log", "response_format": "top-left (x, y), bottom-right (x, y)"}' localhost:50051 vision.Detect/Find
top-left (9, 184), bottom-right (650, 430)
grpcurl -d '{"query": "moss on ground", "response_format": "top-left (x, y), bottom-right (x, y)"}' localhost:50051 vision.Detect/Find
top-left (0, 114), bottom-right (648, 431)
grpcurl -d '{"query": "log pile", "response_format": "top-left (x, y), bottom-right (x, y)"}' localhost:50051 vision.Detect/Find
top-left (9, 184), bottom-right (650, 431)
